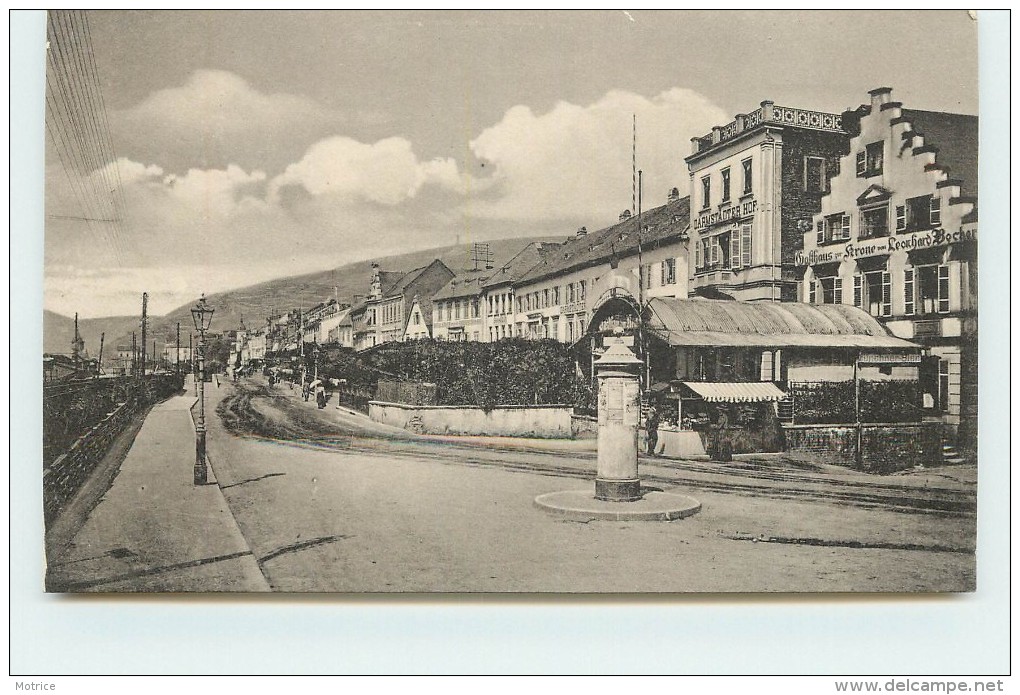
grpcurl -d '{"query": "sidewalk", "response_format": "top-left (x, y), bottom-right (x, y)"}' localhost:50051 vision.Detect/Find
top-left (45, 376), bottom-right (268, 592)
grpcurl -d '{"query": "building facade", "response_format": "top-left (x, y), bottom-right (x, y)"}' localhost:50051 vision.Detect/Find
top-left (686, 101), bottom-right (848, 302)
top-left (511, 193), bottom-right (691, 344)
top-left (796, 87), bottom-right (977, 447)
top-left (432, 270), bottom-right (488, 342)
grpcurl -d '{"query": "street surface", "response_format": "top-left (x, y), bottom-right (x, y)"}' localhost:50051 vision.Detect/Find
top-left (201, 377), bottom-right (975, 592)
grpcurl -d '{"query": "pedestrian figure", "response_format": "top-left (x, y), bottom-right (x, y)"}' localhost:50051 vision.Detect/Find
top-left (646, 404), bottom-right (660, 456)
top-left (315, 381), bottom-right (326, 409)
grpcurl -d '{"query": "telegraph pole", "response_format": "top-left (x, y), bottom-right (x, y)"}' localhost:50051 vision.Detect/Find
top-left (176, 322), bottom-right (181, 375)
top-left (140, 292), bottom-right (148, 376)
top-left (131, 331), bottom-right (137, 376)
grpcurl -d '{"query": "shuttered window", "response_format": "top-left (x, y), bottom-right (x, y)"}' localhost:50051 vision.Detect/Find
top-left (741, 222), bottom-right (752, 267)
top-left (808, 280), bottom-right (817, 304)
top-left (856, 151), bottom-right (867, 176)
top-left (816, 220), bottom-right (825, 245)
top-left (881, 271), bottom-right (892, 317)
top-left (854, 275), bottom-right (863, 308)
top-left (930, 196), bottom-right (942, 227)
top-left (904, 268), bottom-right (915, 315)
top-left (938, 264), bottom-right (950, 313)
top-left (695, 240), bottom-right (702, 269)
top-left (730, 234), bottom-right (740, 270)
top-left (834, 277), bottom-right (843, 304)
top-left (896, 205), bottom-right (906, 232)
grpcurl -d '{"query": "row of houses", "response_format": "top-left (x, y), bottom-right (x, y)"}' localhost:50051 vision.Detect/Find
top-left (231, 87), bottom-right (977, 449)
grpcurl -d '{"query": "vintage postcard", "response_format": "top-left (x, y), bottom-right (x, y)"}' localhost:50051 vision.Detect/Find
top-left (42, 10), bottom-right (979, 594)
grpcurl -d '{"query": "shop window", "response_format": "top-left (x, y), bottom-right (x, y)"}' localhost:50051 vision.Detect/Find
top-left (862, 270), bottom-right (891, 317)
top-left (804, 156), bottom-right (827, 193)
top-left (916, 264), bottom-right (951, 315)
top-left (721, 167), bottom-right (731, 202)
top-left (860, 204), bottom-right (889, 238)
top-left (742, 158), bottom-right (753, 195)
top-left (856, 141), bottom-right (884, 177)
top-left (701, 176), bottom-right (711, 210)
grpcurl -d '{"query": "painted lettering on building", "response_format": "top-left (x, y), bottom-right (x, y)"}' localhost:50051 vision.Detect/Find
top-left (693, 198), bottom-right (757, 231)
top-left (794, 227), bottom-right (978, 267)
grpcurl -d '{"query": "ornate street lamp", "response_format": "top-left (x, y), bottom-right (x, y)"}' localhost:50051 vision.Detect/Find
top-left (191, 294), bottom-right (214, 485)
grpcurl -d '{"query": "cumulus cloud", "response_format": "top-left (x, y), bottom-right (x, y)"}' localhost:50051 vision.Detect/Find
top-left (269, 136), bottom-right (475, 205)
top-left (109, 69), bottom-right (352, 173)
top-left (465, 88), bottom-right (729, 221)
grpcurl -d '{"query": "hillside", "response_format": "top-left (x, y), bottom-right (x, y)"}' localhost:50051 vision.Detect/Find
top-left (45, 237), bottom-right (566, 355)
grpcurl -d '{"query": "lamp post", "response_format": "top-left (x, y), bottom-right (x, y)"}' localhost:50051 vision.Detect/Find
top-left (191, 294), bottom-right (215, 485)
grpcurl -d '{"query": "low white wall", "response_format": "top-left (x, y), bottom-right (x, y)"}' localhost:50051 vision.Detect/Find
top-left (369, 401), bottom-right (573, 438)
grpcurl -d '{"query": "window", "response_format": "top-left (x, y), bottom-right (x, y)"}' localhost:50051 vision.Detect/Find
top-left (804, 156), bottom-right (827, 193)
top-left (660, 258), bottom-right (677, 285)
top-left (578, 280), bottom-right (586, 301)
top-left (567, 320), bottom-right (574, 343)
top-left (860, 205), bottom-right (889, 238)
top-left (857, 141), bottom-right (884, 177)
top-left (938, 359), bottom-right (950, 412)
top-left (553, 286), bottom-right (560, 305)
top-left (740, 222), bottom-right (752, 267)
top-left (701, 176), bottom-right (711, 210)
top-left (808, 279), bottom-right (817, 304)
top-left (818, 213), bottom-right (851, 244)
top-left (742, 158), bottom-right (753, 195)
top-left (543, 289), bottom-right (549, 308)
top-left (721, 167), bottom-right (731, 202)
top-left (930, 196), bottom-right (942, 227)
top-left (817, 276), bottom-right (842, 304)
top-left (567, 283), bottom-right (575, 303)
top-left (904, 268), bottom-right (915, 315)
top-left (760, 350), bottom-right (781, 382)
top-left (863, 270), bottom-right (891, 317)
top-left (916, 264), bottom-right (951, 315)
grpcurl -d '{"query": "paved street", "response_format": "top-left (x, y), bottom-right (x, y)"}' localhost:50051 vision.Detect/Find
top-left (44, 376), bottom-right (976, 593)
top-left (202, 378), bottom-right (975, 592)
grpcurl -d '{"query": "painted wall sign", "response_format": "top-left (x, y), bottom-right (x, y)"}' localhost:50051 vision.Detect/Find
top-left (794, 227), bottom-right (978, 267)
top-left (692, 198), bottom-right (757, 231)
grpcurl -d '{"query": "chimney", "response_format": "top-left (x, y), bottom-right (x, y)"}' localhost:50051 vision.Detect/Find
top-left (711, 126), bottom-right (722, 144)
top-left (619, 209), bottom-right (632, 222)
top-left (735, 113), bottom-right (747, 132)
top-left (690, 136), bottom-right (701, 155)
top-left (667, 187), bottom-right (680, 204)
top-left (869, 86), bottom-right (893, 109)
top-left (576, 226), bottom-right (588, 237)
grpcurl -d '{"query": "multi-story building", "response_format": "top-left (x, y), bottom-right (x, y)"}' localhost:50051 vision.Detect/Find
top-left (353, 260), bottom-right (455, 350)
top-left (686, 100), bottom-right (848, 302)
top-left (431, 269), bottom-right (489, 342)
top-left (511, 192), bottom-right (691, 344)
top-left (796, 87), bottom-right (977, 448)
top-left (481, 241), bottom-right (557, 342)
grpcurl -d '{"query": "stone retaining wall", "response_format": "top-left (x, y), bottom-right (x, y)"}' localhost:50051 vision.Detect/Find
top-left (370, 401), bottom-right (572, 438)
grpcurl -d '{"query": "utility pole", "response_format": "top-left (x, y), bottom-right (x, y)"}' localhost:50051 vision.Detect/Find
top-left (152, 339), bottom-right (156, 373)
top-left (131, 331), bottom-right (137, 376)
top-left (140, 292), bottom-right (148, 377)
top-left (176, 322), bottom-right (181, 376)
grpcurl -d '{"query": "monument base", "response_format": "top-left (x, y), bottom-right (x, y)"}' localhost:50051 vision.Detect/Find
top-left (534, 490), bottom-right (701, 522)
top-left (594, 478), bottom-right (641, 502)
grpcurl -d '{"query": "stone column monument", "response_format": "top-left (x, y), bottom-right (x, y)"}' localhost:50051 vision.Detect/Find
top-left (594, 342), bottom-right (644, 501)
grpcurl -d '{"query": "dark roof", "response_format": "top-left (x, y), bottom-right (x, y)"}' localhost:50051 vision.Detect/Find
top-left (482, 241), bottom-right (558, 289)
top-left (901, 109), bottom-right (978, 199)
top-left (647, 297), bottom-right (918, 349)
top-left (432, 268), bottom-right (492, 301)
top-left (381, 267), bottom-right (425, 297)
top-left (516, 196), bottom-right (691, 287)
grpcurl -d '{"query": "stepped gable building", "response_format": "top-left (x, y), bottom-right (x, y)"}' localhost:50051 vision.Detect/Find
top-left (431, 268), bottom-right (491, 342)
top-left (796, 87), bottom-right (978, 449)
top-left (686, 100), bottom-right (848, 303)
top-left (481, 241), bottom-right (558, 342)
top-left (512, 191), bottom-right (691, 345)
top-left (353, 260), bottom-right (455, 350)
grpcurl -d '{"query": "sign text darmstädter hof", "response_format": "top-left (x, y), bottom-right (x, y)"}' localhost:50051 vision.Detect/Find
top-left (794, 227), bottom-right (978, 267)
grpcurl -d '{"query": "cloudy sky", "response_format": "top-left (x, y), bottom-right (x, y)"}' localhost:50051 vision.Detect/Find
top-left (43, 10), bottom-right (978, 318)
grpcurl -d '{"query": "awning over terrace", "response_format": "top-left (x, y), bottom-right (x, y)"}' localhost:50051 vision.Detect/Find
top-left (682, 381), bottom-right (787, 403)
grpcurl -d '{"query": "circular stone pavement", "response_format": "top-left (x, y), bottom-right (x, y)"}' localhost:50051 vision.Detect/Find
top-left (534, 489), bottom-right (702, 522)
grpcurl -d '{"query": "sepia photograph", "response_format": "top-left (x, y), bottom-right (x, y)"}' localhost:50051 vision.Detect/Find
top-left (38, 10), bottom-right (983, 599)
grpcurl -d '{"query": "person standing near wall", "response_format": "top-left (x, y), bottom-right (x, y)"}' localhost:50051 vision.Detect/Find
top-left (646, 404), bottom-right (661, 456)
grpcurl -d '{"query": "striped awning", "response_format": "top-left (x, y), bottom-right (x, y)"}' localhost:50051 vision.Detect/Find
top-left (682, 381), bottom-right (787, 403)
